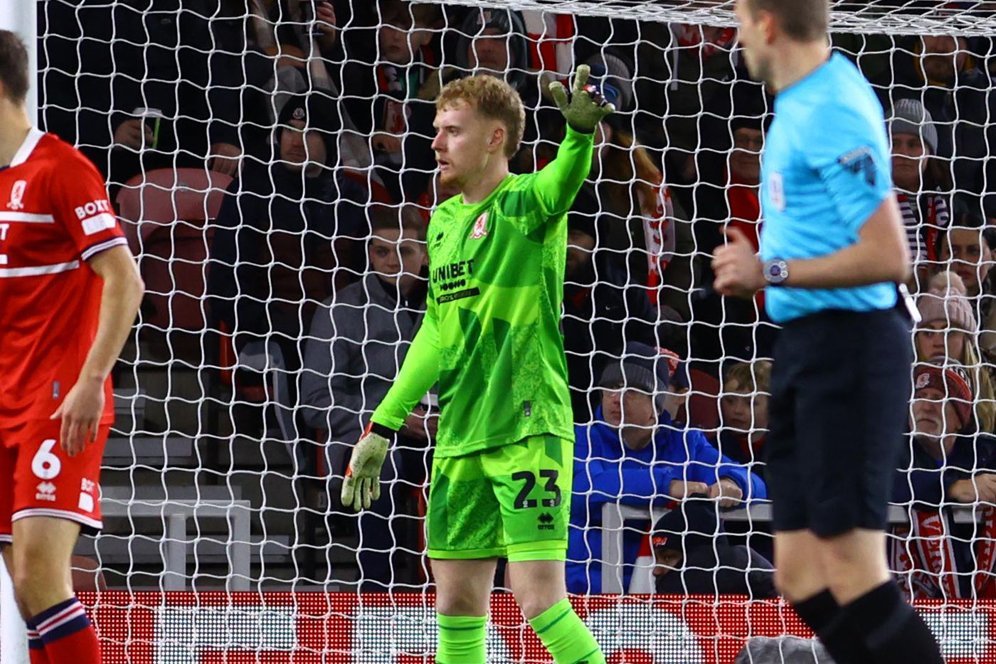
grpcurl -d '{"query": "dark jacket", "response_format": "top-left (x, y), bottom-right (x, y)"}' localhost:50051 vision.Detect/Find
top-left (892, 432), bottom-right (996, 598)
top-left (876, 45), bottom-right (995, 205)
top-left (567, 407), bottom-right (767, 594)
top-left (207, 161), bottom-right (366, 361)
top-left (655, 537), bottom-right (777, 598)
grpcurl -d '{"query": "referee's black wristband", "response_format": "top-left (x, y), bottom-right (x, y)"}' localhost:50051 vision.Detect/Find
top-left (369, 422), bottom-right (396, 439)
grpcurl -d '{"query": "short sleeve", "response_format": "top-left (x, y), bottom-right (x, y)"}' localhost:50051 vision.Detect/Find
top-left (804, 102), bottom-right (892, 233)
top-left (48, 150), bottom-right (127, 261)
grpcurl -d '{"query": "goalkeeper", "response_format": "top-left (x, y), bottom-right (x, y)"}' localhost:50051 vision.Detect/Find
top-left (342, 67), bottom-right (611, 664)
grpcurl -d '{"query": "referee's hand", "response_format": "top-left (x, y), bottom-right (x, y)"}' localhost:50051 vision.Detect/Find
top-left (713, 227), bottom-right (765, 298)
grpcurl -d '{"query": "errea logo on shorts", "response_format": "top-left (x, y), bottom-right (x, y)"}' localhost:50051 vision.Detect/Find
top-left (75, 199), bottom-right (116, 235)
top-left (35, 481), bottom-right (56, 502)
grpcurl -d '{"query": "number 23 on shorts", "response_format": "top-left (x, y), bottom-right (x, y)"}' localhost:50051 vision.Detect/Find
top-left (511, 470), bottom-right (563, 509)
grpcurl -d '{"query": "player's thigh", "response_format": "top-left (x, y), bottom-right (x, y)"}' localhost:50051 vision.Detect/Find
top-left (484, 435), bottom-right (573, 564)
top-left (798, 310), bottom-right (910, 537)
top-left (763, 329), bottom-right (808, 533)
top-left (431, 558), bottom-right (497, 616)
top-left (425, 452), bottom-right (505, 560)
top-left (0, 432), bottom-right (15, 546)
top-left (10, 419), bottom-right (107, 537)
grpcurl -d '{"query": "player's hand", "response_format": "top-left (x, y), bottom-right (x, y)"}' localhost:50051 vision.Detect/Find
top-left (712, 226), bottom-right (765, 299)
top-left (709, 478), bottom-right (744, 509)
top-left (340, 425), bottom-right (390, 511)
top-left (114, 119), bottom-right (154, 151)
top-left (209, 142), bottom-right (242, 176)
top-left (668, 480), bottom-right (710, 500)
top-left (549, 64), bottom-right (615, 134)
top-left (51, 376), bottom-right (104, 457)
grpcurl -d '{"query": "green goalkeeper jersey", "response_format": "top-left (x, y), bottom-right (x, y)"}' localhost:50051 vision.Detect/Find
top-left (371, 126), bottom-right (595, 458)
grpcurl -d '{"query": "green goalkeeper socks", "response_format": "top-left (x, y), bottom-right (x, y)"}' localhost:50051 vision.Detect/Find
top-left (529, 598), bottom-right (606, 664)
top-left (436, 613), bottom-right (487, 664)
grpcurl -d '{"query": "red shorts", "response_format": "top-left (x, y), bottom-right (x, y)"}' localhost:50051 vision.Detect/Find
top-left (0, 418), bottom-right (108, 543)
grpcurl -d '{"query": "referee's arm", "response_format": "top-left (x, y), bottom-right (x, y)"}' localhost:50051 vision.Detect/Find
top-left (714, 194), bottom-right (909, 297)
top-left (771, 194), bottom-right (910, 288)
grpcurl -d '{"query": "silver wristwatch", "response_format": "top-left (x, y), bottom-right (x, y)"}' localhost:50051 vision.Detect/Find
top-left (762, 258), bottom-right (789, 286)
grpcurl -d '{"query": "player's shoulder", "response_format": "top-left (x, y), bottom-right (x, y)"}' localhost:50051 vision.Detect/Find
top-left (801, 55), bottom-right (882, 127)
top-left (30, 132), bottom-right (103, 179)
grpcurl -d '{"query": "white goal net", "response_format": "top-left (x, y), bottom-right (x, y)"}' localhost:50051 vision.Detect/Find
top-left (16, 0), bottom-right (996, 660)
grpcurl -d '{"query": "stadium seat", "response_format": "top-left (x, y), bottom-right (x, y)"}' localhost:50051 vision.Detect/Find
top-left (115, 167), bottom-right (233, 362)
top-left (686, 368), bottom-right (721, 431)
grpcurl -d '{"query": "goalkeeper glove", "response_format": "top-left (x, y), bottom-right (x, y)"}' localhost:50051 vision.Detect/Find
top-left (549, 64), bottom-right (615, 134)
top-left (340, 423), bottom-right (390, 512)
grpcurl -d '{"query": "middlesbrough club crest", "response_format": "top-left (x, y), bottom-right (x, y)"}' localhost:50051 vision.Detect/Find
top-left (470, 212), bottom-right (488, 239)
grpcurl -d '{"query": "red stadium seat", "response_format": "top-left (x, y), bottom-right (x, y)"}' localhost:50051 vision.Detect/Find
top-left (115, 168), bottom-right (232, 360)
top-left (686, 368), bottom-right (721, 432)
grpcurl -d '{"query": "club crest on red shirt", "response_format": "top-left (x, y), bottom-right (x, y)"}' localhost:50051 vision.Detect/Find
top-left (470, 212), bottom-right (488, 239)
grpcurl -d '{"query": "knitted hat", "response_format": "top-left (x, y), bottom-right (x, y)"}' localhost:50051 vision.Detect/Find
top-left (599, 343), bottom-right (674, 394)
top-left (889, 98), bottom-right (939, 155)
top-left (455, 8), bottom-right (529, 90)
top-left (275, 93), bottom-right (340, 156)
top-left (916, 271), bottom-right (977, 334)
top-left (652, 501), bottom-right (721, 554)
top-left (913, 361), bottom-right (974, 430)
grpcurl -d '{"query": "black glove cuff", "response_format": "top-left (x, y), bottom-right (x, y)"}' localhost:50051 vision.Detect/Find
top-left (369, 422), bottom-right (397, 439)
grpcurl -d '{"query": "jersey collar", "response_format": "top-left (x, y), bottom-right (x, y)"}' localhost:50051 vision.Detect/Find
top-left (10, 128), bottom-right (44, 168)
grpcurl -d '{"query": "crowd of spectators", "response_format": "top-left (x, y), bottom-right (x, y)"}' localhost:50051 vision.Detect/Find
top-left (38, 0), bottom-right (996, 597)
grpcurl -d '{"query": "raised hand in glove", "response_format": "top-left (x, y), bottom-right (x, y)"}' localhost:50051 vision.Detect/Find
top-left (340, 423), bottom-right (389, 511)
top-left (548, 64), bottom-right (615, 134)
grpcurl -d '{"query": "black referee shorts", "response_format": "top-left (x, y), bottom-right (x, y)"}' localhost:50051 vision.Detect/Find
top-left (765, 307), bottom-right (912, 537)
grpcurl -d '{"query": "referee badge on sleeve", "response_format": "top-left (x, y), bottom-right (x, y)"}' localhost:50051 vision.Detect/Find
top-left (768, 172), bottom-right (785, 211)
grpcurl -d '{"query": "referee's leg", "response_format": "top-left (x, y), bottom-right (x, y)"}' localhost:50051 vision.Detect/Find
top-left (771, 309), bottom-right (942, 663)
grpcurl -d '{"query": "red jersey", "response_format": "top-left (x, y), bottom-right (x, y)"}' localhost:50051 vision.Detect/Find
top-left (0, 129), bottom-right (127, 427)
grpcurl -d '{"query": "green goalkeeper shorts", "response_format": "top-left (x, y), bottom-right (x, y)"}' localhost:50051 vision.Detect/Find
top-left (425, 434), bottom-right (573, 562)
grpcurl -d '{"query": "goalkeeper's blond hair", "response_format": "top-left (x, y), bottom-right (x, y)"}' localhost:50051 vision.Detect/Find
top-left (437, 75), bottom-right (525, 159)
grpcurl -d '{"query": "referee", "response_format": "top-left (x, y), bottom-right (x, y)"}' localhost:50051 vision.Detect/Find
top-left (714, 1), bottom-right (943, 663)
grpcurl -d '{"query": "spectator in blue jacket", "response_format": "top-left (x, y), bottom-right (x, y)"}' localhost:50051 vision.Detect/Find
top-left (566, 342), bottom-right (768, 594)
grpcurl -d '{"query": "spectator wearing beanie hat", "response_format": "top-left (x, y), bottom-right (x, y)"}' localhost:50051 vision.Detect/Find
top-left (651, 499), bottom-right (776, 597)
top-left (207, 92), bottom-right (366, 399)
top-left (915, 270), bottom-right (996, 433)
top-left (888, 98), bottom-right (951, 282)
top-left (566, 342), bottom-right (766, 594)
top-left (892, 361), bottom-right (996, 598)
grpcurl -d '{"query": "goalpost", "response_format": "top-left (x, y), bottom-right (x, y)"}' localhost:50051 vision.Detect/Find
top-left (6, 0), bottom-right (996, 661)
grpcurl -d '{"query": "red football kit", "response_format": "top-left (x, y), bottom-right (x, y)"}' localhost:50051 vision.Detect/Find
top-left (0, 129), bottom-right (128, 541)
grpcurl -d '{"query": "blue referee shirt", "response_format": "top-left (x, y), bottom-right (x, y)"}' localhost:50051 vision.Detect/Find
top-left (760, 52), bottom-right (896, 323)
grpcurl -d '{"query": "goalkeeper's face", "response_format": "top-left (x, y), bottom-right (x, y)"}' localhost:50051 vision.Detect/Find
top-left (432, 102), bottom-right (506, 188)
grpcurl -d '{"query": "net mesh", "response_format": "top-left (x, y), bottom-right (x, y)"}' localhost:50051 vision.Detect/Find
top-left (27, 0), bottom-right (996, 660)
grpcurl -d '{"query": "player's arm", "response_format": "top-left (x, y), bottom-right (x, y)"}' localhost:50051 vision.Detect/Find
top-left (54, 246), bottom-right (144, 455)
top-left (534, 65), bottom-right (614, 216)
top-left (715, 103), bottom-right (909, 296)
top-left (340, 299), bottom-right (441, 511)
